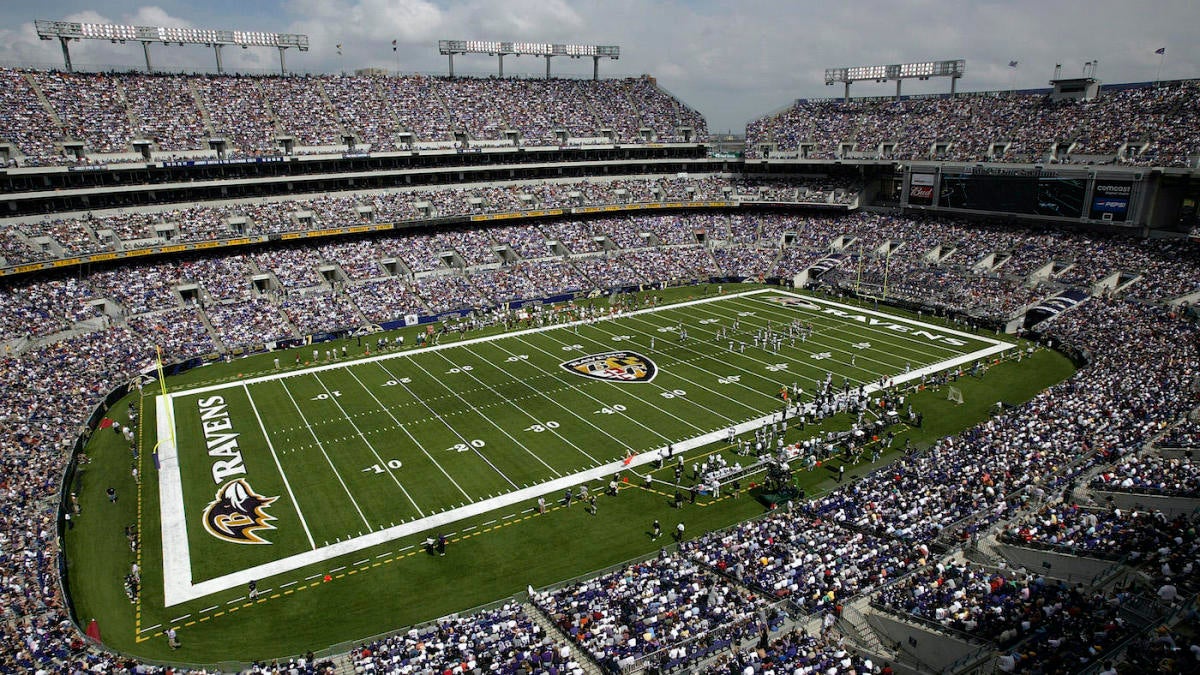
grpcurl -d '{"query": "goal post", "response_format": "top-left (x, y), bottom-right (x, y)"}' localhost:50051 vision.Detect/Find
top-left (947, 386), bottom-right (964, 405)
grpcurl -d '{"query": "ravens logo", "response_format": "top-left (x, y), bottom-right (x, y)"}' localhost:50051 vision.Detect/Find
top-left (561, 351), bottom-right (657, 383)
top-left (201, 478), bottom-right (278, 545)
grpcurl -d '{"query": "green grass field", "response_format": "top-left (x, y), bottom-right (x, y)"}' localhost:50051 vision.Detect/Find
top-left (62, 285), bottom-right (1076, 664)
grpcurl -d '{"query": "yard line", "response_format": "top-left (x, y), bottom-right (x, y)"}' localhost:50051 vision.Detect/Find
top-left (276, 379), bottom-right (374, 532)
top-left (243, 384), bottom-right (317, 550)
top-left (372, 360), bottom-right (520, 490)
top-left (684, 298), bottom-right (960, 380)
top-left (461, 342), bottom-right (637, 455)
top-left (428, 347), bottom-right (602, 465)
top-left (534, 330), bottom-right (719, 432)
top-left (560, 311), bottom-right (794, 408)
top-left (139, 623), bottom-right (161, 634)
top-left (702, 300), bottom-right (925, 376)
top-left (669, 303), bottom-right (886, 381)
top-left (623, 306), bottom-right (875, 389)
top-left (505, 334), bottom-right (675, 444)
top-left (737, 294), bottom-right (970, 356)
top-left (340, 367), bottom-right (472, 501)
top-left (583, 317), bottom-right (786, 411)
top-left (310, 372), bottom-right (425, 518)
top-left (398, 354), bottom-right (562, 477)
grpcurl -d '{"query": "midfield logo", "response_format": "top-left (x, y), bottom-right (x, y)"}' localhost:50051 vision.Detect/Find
top-left (561, 350), bottom-right (658, 383)
top-left (201, 478), bottom-right (279, 545)
top-left (765, 296), bottom-right (821, 311)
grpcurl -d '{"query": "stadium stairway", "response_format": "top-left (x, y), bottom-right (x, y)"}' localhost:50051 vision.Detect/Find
top-left (23, 71), bottom-right (63, 130)
top-left (326, 651), bottom-right (358, 673)
top-left (196, 306), bottom-right (227, 353)
top-left (186, 79), bottom-right (216, 136)
top-left (112, 77), bottom-right (141, 145)
top-left (838, 600), bottom-right (898, 664)
top-left (314, 81), bottom-right (349, 142)
top-left (521, 601), bottom-right (606, 675)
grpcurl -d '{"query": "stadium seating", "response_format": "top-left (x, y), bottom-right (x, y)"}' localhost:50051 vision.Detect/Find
top-left (3, 63), bottom-right (1200, 675)
top-left (747, 81), bottom-right (1200, 166)
top-left (0, 69), bottom-right (708, 165)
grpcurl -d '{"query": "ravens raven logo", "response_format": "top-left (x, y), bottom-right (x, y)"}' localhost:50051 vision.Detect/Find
top-left (561, 350), bottom-right (657, 383)
top-left (201, 478), bottom-right (278, 545)
top-left (765, 296), bottom-right (821, 311)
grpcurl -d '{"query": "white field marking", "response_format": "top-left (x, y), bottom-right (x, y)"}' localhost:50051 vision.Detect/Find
top-left (226, 596), bottom-right (246, 604)
top-left (461, 342), bottom-right (637, 454)
top-left (724, 296), bottom-right (961, 364)
top-left (310, 372), bottom-right (425, 518)
top-left (155, 395), bottom-right (192, 605)
top-left (169, 614), bottom-right (191, 623)
top-left (340, 366), bottom-right (472, 501)
top-left (430, 346), bottom-right (602, 465)
top-left (583, 315), bottom-right (785, 411)
top-left (243, 384), bottom-right (317, 550)
top-left (678, 302), bottom-right (894, 382)
top-left (741, 294), bottom-right (975, 356)
top-left (354, 559), bottom-right (369, 565)
top-left (304, 574), bottom-right (321, 581)
top-left (280, 580), bottom-right (297, 588)
top-left (398, 354), bottom-right (562, 477)
top-left (276, 378), bottom-right (374, 531)
top-left (505, 333), bottom-right (675, 444)
top-left (170, 289), bottom-right (780, 400)
top-left (372, 359), bottom-right (519, 489)
top-left (200, 605), bottom-right (218, 613)
top-left (531, 329), bottom-right (718, 432)
top-left (397, 545), bottom-right (413, 552)
top-left (157, 289), bottom-right (1014, 606)
top-left (331, 566), bottom-right (345, 573)
top-left (621, 305), bottom-right (874, 389)
top-left (139, 623), bottom-right (162, 634)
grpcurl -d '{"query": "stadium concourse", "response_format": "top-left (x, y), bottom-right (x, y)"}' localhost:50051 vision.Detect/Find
top-left (0, 69), bottom-right (1198, 675)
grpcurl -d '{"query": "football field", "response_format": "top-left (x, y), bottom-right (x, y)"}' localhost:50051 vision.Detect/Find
top-left (154, 288), bottom-right (1012, 606)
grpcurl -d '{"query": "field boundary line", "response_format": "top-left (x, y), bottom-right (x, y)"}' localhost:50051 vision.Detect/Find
top-left (340, 367), bottom-right (473, 501)
top-left (244, 384), bottom-right (318, 550)
top-left (275, 378), bottom-right (374, 533)
top-left (426, 347), bottom-right (602, 465)
top-left (373, 359), bottom-right (520, 489)
top-left (167, 289), bottom-right (778, 399)
top-left (310, 372), bottom-right (425, 519)
top-left (400, 354), bottom-right (560, 478)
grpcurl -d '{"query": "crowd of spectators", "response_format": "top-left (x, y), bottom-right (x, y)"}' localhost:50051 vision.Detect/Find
top-left (0, 204), bottom-right (1195, 672)
top-left (0, 69), bottom-right (709, 165)
top-left (0, 176), bottom-right (860, 265)
top-left (874, 562), bottom-right (1135, 673)
top-left (348, 601), bottom-right (584, 675)
top-left (1159, 421), bottom-right (1200, 449)
top-left (1090, 454), bottom-right (1200, 496)
top-left (686, 514), bottom-right (920, 612)
top-left (532, 553), bottom-right (767, 672)
top-left (747, 81), bottom-right (1200, 166)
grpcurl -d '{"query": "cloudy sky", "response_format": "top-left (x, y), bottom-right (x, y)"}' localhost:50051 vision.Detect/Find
top-left (2, 1), bottom-right (1196, 133)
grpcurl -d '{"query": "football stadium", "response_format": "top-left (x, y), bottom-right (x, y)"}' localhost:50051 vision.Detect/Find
top-left (2, 3), bottom-right (1199, 674)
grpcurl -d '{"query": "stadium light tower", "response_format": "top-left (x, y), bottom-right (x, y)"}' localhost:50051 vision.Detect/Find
top-left (438, 40), bottom-right (619, 79)
top-left (34, 19), bottom-right (309, 74)
top-left (824, 59), bottom-right (965, 102)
